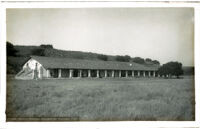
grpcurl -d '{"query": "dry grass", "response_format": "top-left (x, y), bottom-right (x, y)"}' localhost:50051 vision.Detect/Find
top-left (6, 76), bottom-right (195, 121)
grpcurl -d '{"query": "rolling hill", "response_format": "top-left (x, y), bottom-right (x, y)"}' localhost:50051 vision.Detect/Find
top-left (7, 45), bottom-right (156, 74)
top-left (7, 44), bottom-right (193, 75)
top-left (14, 45), bottom-right (118, 61)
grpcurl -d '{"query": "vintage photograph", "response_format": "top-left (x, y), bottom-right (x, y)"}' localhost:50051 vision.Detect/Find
top-left (6, 8), bottom-right (195, 121)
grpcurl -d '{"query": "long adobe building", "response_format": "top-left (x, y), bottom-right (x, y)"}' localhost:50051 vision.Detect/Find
top-left (15, 56), bottom-right (160, 79)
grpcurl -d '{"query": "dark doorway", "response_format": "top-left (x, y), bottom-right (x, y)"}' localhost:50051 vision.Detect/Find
top-left (99, 70), bottom-right (105, 78)
top-left (91, 70), bottom-right (97, 77)
top-left (121, 70), bottom-right (126, 77)
top-left (134, 71), bottom-right (138, 76)
top-left (73, 69), bottom-right (79, 77)
top-left (107, 70), bottom-right (112, 77)
top-left (145, 71), bottom-right (149, 76)
top-left (128, 70), bottom-right (132, 77)
top-left (82, 70), bottom-right (88, 77)
top-left (114, 70), bottom-right (119, 77)
top-left (50, 69), bottom-right (58, 78)
top-left (61, 69), bottom-right (69, 78)
top-left (150, 71), bottom-right (154, 76)
top-left (140, 71), bottom-right (144, 77)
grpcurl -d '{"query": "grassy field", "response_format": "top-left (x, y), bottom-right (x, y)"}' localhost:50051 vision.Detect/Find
top-left (6, 76), bottom-right (195, 121)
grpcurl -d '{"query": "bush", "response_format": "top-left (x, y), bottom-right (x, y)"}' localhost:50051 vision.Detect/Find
top-left (97, 54), bottom-right (108, 61)
top-left (31, 48), bottom-right (45, 56)
top-left (7, 56), bottom-right (30, 74)
top-left (158, 61), bottom-right (183, 78)
top-left (40, 44), bottom-right (53, 49)
top-left (115, 55), bottom-right (131, 62)
top-left (152, 60), bottom-right (160, 65)
top-left (7, 41), bottom-right (18, 56)
top-left (132, 57), bottom-right (145, 64)
top-left (145, 58), bottom-right (152, 62)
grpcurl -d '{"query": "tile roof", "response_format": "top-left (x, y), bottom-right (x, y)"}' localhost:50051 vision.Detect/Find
top-left (31, 56), bottom-right (159, 71)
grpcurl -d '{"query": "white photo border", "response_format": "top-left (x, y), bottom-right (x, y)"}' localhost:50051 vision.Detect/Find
top-left (0, 1), bottom-right (200, 129)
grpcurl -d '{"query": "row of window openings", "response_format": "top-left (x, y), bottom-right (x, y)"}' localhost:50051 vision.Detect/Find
top-left (49, 69), bottom-right (157, 78)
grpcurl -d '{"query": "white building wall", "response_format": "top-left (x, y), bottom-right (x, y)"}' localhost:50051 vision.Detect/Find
top-left (23, 59), bottom-right (47, 78)
top-left (42, 67), bottom-right (48, 78)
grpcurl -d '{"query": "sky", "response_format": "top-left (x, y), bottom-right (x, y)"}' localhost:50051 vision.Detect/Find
top-left (6, 8), bottom-right (194, 66)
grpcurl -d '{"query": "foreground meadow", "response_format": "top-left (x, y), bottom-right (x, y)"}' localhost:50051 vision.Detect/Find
top-left (6, 77), bottom-right (195, 121)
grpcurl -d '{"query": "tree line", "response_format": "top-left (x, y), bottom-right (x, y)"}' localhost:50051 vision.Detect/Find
top-left (97, 54), bottom-right (160, 65)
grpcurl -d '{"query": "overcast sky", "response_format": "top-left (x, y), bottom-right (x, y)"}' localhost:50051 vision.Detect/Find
top-left (6, 8), bottom-right (194, 66)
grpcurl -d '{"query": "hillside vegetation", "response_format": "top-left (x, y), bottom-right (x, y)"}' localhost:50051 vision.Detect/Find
top-left (7, 42), bottom-right (160, 74)
top-left (14, 45), bottom-right (109, 60)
